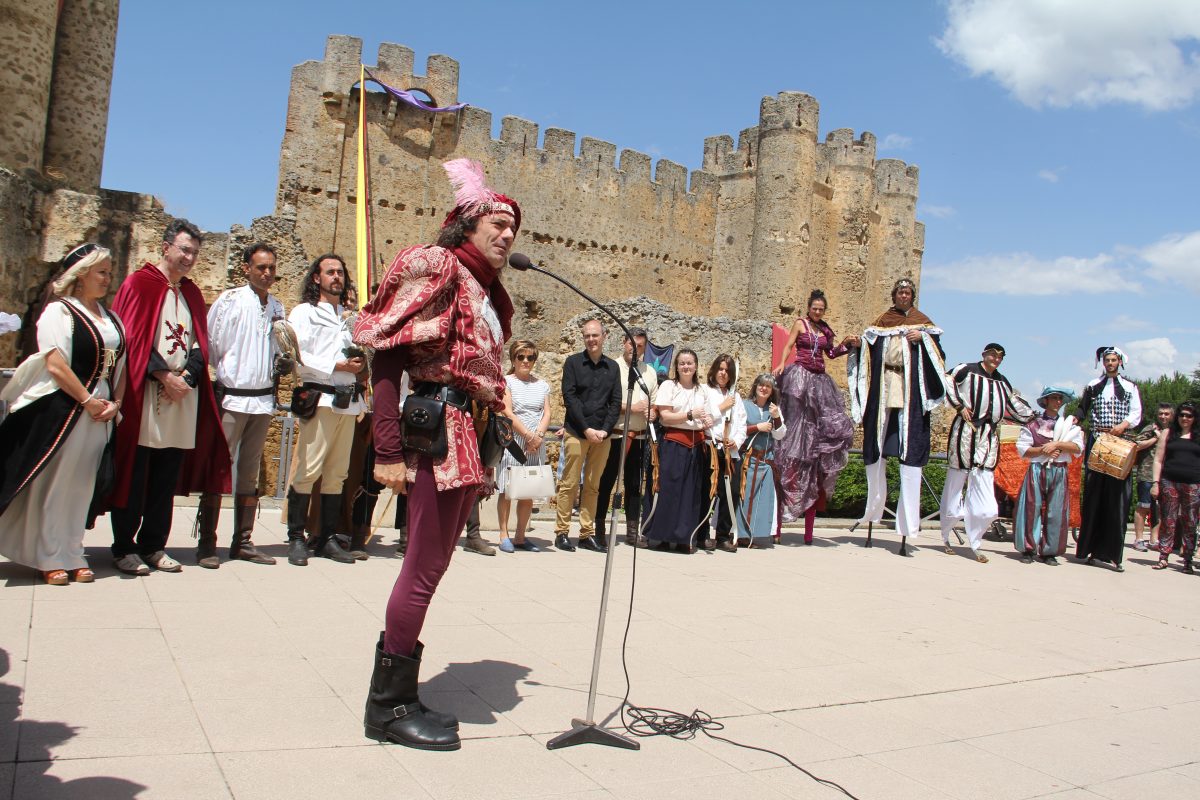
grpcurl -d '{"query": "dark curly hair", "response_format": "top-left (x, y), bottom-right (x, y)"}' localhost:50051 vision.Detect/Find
top-left (435, 216), bottom-right (480, 249)
top-left (301, 253), bottom-right (352, 305)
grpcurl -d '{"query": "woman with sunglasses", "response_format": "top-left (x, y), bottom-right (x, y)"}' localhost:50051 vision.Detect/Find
top-left (496, 340), bottom-right (551, 552)
top-left (1150, 401), bottom-right (1200, 573)
top-left (0, 243), bottom-right (125, 585)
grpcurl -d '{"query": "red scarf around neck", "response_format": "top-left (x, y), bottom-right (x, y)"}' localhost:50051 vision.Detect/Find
top-left (453, 241), bottom-right (513, 341)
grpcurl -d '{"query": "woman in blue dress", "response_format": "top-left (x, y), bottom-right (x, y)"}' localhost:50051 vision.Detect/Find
top-left (737, 373), bottom-right (787, 547)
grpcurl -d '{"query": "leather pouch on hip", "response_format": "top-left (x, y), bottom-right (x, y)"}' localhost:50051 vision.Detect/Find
top-left (401, 395), bottom-right (448, 459)
top-left (290, 386), bottom-right (321, 420)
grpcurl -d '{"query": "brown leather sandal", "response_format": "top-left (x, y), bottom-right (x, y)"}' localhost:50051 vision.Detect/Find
top-left (42, 570), bottom-right (69, 586)
top-left (72, 568), bottom-right (95, 583)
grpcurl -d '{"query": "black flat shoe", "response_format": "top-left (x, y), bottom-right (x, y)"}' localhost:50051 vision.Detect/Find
top-left (554, 534), bottom-right (576, 552)
top-left (577, 537), bottom-right (606, 553)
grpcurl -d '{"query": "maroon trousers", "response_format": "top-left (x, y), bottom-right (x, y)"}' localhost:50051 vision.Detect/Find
top-left (383, 457), bottom-right (477, 656)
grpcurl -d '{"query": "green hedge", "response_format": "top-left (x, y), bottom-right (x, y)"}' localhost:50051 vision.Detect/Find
top-left (825, 454), bottom-right (947, 517)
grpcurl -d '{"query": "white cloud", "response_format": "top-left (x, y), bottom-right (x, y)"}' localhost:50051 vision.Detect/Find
top-left (920, 204), bottom-right (956, 219)
top-left (1138, 230), bottom-right (1200, 285)
top-left (1093, 314), bottom-right (1153, 333)
top-left (923, 252), bottom-right (1141, 295)
top-left (1122, 337), bottom-right (1180, 379)
top-left (880, 133), bottom-right (913, 151)
top-left (937, 0), bottom-right (1200, 111)
top-left (1036, 167), bottom-right (1065, 183)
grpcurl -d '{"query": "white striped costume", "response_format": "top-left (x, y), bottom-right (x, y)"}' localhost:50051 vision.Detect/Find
top-left (945, 362), bottom-right (1034, 470)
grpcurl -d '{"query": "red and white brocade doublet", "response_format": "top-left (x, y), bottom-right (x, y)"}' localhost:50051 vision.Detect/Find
top-left (354, 245), bottom-right (506, 492)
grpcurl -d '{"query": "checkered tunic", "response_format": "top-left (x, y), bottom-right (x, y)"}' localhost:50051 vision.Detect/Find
top-left (1080, 375), bottom-right (1141, 435)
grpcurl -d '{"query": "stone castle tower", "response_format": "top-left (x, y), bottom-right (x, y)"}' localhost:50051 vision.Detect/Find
top-left (0, 0), bottom-right (119, 192)
top-left (273, 37), bottom-right (924, 354)
top-left (0, 30), bottom-right (923, 380)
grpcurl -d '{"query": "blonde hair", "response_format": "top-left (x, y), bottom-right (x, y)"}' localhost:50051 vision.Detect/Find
top-left (52, 243), bottom-right (111, 296)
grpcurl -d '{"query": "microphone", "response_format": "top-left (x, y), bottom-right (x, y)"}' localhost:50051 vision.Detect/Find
top-left (508, 252), bottom-right (533, 271)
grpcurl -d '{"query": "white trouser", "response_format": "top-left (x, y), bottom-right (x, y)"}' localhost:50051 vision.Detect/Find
top-left (939, 467), bottom-right (997, 551)
top-left (861, 459), bottom-right (924, 538)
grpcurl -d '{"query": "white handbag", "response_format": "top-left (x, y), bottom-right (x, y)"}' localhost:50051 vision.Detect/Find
top-left (504, 464), bottom-right (556, 500)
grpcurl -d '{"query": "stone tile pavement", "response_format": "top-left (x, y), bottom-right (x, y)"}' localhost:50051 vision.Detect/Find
top-left (1, 499), bottom-right (1199, 799)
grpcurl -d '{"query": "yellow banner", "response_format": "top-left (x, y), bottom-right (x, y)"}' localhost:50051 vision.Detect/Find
top-left (354, 64), bottom-right (370, 309)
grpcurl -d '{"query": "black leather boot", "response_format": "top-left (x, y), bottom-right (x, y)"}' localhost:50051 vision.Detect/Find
top-left (315, 494), bottom-right (355, 563)
top-left (196, 494), bottom-right (221, 569)
top-left (373, 635), bottom-right (459, 729)
top-left (364, 636), bottom-right (461, 750)
top-left (230, 494), bottom-right (275, 564)
top-left (287, 488), bottom-right (310, 566)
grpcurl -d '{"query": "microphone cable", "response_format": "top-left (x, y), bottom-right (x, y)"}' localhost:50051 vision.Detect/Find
top-left (614, 508), bottom-right (863, 800)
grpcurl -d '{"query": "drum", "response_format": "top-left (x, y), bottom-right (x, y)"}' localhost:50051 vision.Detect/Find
top-left (1088, 432), bottom-right (1136, 479)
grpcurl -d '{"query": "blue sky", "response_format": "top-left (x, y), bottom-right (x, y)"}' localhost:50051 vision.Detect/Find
top-left (103, 0), bottom-right (1200, 401)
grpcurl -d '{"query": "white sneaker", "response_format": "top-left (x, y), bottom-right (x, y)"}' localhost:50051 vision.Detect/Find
top-left (114, 553), bottom-right (150, 576)
top-left (144, 551), bottom-right (183, 573)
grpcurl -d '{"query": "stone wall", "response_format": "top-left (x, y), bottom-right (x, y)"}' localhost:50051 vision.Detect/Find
top-left (262, 36), bottom-right (924, 393)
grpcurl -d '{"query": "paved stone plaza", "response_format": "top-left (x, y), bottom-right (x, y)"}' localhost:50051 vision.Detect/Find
top-left (1, 501), bottom-right (1198, 799)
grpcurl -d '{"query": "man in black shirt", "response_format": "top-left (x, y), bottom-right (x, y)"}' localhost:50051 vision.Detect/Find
top-left (554, 319), bottom-right (620, 552)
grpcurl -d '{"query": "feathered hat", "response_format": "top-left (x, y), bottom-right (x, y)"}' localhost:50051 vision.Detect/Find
top-left (441, 159), bottom-right (521, 231)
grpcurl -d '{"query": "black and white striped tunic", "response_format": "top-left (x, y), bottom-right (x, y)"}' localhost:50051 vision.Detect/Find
top-left (945, 362), bottom-right (1034, 470)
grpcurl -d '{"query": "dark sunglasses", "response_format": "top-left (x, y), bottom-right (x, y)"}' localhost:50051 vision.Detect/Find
top-left (1179, 412), bottom-right (1195, 419)
top-left (514, 353), bottom-right (538, 363)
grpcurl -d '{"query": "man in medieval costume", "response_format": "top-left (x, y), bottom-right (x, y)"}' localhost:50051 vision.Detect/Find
top-left (108, 219), bottom-right (230, 575)
top-left (848, 278), bottom-right (949, 555)
top-left (1075, 346), bottom-right (1141, 571)
top-left (940, 343), bottom-right (1035, 563)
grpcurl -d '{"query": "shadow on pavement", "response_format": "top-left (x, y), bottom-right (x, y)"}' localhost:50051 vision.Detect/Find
top-left (424, 659), bottom-right (531, 724)
top-left (1, 647), bottom-right (146, 799)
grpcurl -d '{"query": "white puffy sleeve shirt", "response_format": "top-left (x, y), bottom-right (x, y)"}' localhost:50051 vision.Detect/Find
top-left (288, 301), bottom-right (363, 415)
top-left (207, 286), bottom-right (283, 415)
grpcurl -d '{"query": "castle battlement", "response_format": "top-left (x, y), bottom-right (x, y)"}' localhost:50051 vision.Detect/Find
top-left (823, 129), bottom-right (877, 170)
top-left (758, 91), bottom-right (820, 138)
top-left (874, 158), bottom-right (920, 198)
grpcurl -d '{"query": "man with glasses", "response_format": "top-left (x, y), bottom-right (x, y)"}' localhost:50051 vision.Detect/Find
top-left (939, 343), bottom-right (1034, 563)
top-left (108, 219), bottom-right (231, 575)
top-left (553, 318), bottom-right (620, 552)
top-left (594, 327), bottom-right (657, 548)
top-left (194, 242), bottom-right (284, 568)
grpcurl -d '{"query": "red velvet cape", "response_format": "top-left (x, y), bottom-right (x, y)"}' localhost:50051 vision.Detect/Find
top-left (107, 264), bottom-right (230, 507)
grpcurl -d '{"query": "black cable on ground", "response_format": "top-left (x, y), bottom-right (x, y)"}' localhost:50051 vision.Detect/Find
top-left (615, 529), bottom-right (863, 800)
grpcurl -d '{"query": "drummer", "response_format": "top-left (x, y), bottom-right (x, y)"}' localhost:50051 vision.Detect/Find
top-left (1075, 346), bottom-right (1142, 571)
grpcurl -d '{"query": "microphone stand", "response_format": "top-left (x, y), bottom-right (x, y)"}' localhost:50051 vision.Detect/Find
top-left (517, 258), bottom-right (646, 752)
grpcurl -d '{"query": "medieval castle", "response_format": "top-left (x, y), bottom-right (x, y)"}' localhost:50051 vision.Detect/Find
top-left (1, 11), bottom-right (924, 381)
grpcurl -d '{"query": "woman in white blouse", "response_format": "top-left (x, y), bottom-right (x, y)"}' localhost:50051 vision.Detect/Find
top-left (0, 243), bottom-right (126, 585)
top-left (643, 349), bottom-right (716, 553)
top-left (702, 354), bottom-right (746, 552)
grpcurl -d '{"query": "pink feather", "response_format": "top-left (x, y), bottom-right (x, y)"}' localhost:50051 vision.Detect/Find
top-left (443, 158), bottom-right (491, 217)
